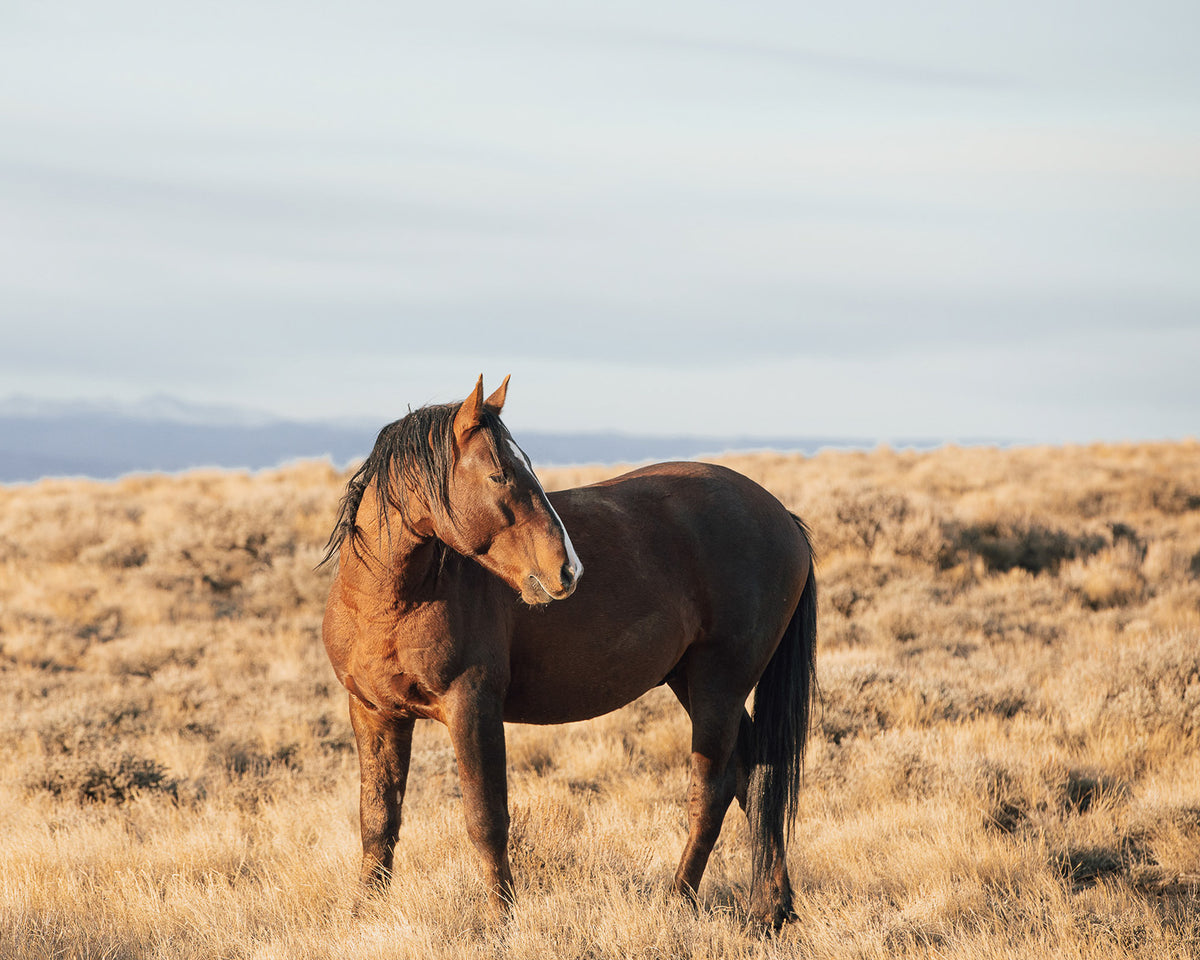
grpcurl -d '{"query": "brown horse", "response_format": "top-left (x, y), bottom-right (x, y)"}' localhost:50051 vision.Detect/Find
top-left (321, 377), bottom-right (817, 927)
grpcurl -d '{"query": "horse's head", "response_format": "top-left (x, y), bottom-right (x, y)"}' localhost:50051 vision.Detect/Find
top-left (440, 376), bottom-right (582, 605)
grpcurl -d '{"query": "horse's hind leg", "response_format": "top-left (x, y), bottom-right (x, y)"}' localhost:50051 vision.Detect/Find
top-left (348, 694), bottom-right (414, 907)
top-left (666, 671), bottom-right (747, 904)
top-left (670, 677), bottom-right (795, 927)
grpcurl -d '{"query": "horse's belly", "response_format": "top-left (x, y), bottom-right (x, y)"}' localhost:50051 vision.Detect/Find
top-left (503, 607), bottom-right (692, 725)
top-left (502, 672), bottom-right (664, 725)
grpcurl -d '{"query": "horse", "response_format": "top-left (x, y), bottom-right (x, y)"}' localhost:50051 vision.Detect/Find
top-left (320, 376), bottom-right (817, 927)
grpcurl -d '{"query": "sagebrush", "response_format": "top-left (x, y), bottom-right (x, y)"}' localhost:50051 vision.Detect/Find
top-left (1, 442), bottom-right (1198, 958)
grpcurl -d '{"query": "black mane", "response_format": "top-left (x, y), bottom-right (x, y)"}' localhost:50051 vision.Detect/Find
top-left (320, 401), bottom-right (507, 568)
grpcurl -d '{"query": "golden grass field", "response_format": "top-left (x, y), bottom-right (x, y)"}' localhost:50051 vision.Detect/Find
top-left (2, 441), bottom-right (1198, 959)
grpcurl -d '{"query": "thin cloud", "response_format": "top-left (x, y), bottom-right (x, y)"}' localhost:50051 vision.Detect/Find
top-left (595, 28), bottom-right (1017, 90)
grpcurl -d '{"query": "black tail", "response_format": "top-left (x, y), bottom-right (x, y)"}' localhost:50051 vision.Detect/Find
top-left (747, 515), bottom-right (817, 863)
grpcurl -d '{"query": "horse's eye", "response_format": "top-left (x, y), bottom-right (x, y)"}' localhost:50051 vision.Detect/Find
top-left (489, 473), bottom-right (508, 485)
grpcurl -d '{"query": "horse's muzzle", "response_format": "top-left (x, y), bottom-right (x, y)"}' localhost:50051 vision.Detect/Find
top-left (527, 565), bottom-right (581, 603)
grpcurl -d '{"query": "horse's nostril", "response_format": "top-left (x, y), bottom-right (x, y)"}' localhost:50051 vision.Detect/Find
top-left (560, 562), bottom-right (576, 588)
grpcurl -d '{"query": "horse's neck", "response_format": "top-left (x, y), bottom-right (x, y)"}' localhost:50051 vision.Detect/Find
top-left (343, 503), bottom-right (442, 609)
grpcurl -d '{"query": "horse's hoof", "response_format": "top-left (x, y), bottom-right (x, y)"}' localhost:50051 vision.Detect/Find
top-left (746, 900), bottom-right (796, 932)
top-left (669, 878), bottom-right (702, 912)
top-left (485, 886), bottom-right (516, 924)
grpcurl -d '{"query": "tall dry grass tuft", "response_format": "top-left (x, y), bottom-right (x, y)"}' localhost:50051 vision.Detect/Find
top-left (2, 441), bottom-right (1199, 958)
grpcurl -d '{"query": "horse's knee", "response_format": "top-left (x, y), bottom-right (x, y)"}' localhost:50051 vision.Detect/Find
top-left (463, 807), bottom-right (510, 858)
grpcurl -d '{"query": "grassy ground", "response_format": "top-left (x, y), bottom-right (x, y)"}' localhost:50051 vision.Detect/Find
top-left (1, 441), bottom-right (1198, 958)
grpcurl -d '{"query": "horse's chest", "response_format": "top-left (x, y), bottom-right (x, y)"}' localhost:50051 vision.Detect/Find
top-left (343, 642), bottom-right (449, 720)
top-left (346, 668), bottom-right (442, 721)
top-left (341, 610), bottom-right (460, 722)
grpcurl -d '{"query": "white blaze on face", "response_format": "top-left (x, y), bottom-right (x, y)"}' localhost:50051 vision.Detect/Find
top-left (508, 438), bottom-right (582, 580)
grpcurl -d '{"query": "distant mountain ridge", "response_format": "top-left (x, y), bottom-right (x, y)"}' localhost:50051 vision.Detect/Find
top-left (0, 395), bottom-right (943, 484)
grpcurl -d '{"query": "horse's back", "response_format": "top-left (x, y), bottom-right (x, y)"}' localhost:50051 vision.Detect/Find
top-left (570, 460), bottom-right (808, 593)
top-left (504, 462), bottom-right (811, 724)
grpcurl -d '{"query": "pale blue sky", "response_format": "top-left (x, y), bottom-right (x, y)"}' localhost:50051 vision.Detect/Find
top-left (2, 2), bottom-right (1197, 440)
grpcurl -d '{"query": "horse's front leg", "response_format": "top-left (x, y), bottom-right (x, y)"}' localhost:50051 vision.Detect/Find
top-left (444, 680), bottom-right (514, 918)
top-left (349, 693), bottom-right (415, 908)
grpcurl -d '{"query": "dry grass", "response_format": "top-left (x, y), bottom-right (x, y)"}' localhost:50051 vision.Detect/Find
top-left (2, 441), bottom-right (1199, 958)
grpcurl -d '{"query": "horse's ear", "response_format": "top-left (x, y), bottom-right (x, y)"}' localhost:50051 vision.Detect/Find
top-left (484, 374), bottom-right (510, 414)
top-left (453, 375), bottom-right (485, 446)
